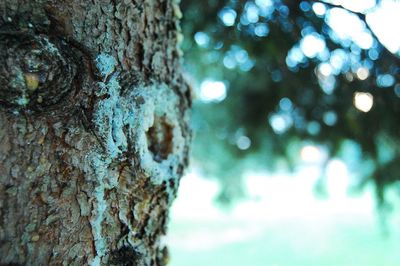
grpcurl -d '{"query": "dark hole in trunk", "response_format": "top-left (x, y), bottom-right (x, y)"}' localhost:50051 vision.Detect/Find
top-left (146, 116), bottom-right (173, 162)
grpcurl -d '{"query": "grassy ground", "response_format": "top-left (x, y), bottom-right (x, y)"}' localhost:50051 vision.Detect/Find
top-left (167, 171), bottom-right (400, 266)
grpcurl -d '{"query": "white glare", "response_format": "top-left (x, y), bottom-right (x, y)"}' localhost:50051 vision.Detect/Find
top-left (356, 67), bottom-right (369, 80)
top-left (170, 170), bottom-right (221, 221)
top-left (199, 80), bottom-right (227, 103)
top-left (330, 0), bottom-right (376, 13)
top-left (300, 145), bottom-right (323, 163)
top-left (312, 2), bottom-right (326, 16)
top-left (367, 1), bottom-right (400, 53)
top-left (326, 8), bottom-right (373, 50)
top-left (300, 33), bottom-right (326, 58)
top-left (318, 63), bottom-right (333, 76)
top-left (353, 92), bottom-right (373, 112)
top-left (326, 159), bottom-right (349, 200)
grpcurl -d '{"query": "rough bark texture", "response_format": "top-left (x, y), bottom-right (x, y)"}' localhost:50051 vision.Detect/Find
top-left (0, 0), bottom-right (191, 265)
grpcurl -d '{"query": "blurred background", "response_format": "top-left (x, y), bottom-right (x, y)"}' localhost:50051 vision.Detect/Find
top-left (168, 0), bottom-right (400, 265)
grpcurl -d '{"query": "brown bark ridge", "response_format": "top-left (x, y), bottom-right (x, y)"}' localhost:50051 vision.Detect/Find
top-left (0, 0), bottom-right (191, 265)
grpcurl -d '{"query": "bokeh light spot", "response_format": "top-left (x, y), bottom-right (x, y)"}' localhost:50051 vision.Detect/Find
top-left (353, 92), bottom-right (373, 112)
top-left (199, 80), bottom-right (227, 103)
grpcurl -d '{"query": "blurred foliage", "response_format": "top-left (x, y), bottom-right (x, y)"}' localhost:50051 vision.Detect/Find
top-left (180, 0), bottom-right (400, 205)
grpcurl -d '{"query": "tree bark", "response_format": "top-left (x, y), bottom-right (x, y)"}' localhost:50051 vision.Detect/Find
top-left (0, 0), bottom-right (191, 265)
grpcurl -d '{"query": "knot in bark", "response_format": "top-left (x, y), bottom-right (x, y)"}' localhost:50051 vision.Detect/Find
top-left (0, 31), bottom-right (76, 112)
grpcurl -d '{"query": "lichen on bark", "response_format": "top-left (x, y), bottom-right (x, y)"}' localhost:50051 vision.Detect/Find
top-left (0, 0), bottom-right (191, 265)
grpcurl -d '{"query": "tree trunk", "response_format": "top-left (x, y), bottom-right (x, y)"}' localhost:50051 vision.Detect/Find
top-left (0, 0), bottom-right (191, 265)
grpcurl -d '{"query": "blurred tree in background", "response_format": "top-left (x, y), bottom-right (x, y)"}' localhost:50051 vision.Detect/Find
top-left (180, 0), bottom-right (400, 206)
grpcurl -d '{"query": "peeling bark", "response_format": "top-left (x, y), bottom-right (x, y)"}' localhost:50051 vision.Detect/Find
top-left (0, 0), bottom-right (191, 265)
